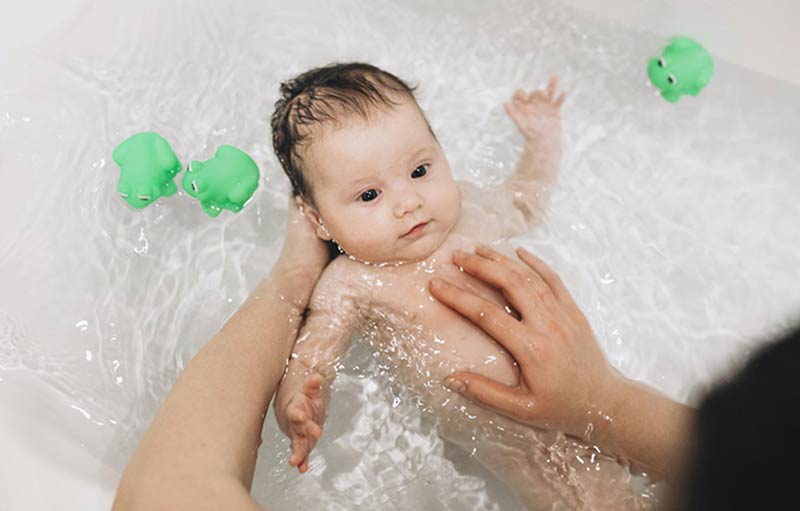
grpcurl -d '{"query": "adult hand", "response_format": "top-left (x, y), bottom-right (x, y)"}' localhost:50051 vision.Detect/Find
top-left (276, 194), bottom-right (331, 283)
top-left (429, 244), bottom-right (625, 442)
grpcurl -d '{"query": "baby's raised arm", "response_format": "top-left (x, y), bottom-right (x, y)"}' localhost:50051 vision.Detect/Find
top-left (500, 75), bottom-right (566, 235)
top-left (273, 257), bottom-right (363, 473)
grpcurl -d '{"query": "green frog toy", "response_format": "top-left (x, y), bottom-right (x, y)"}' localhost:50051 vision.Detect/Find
top-left (647, 37), bottom-right (714, 103)
top-left (181, 144), bottom-right (260, 217)
top-left (112, 132), bottom-right (182, 208)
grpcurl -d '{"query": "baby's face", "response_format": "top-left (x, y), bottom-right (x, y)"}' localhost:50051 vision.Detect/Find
top-left (300, 96), bottom-right (461, 265)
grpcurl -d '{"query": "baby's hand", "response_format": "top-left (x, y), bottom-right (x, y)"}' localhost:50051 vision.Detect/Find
top-left (504, 75), bottom-right (566, 143)
top-left (276, 372), bottom-right (326, 474)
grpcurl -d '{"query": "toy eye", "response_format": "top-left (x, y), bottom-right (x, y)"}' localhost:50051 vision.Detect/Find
top-left (667, 74), bottom-right (677, 85)
top-left (658, 57), bottom-right (666, 67)
top-left (137, 194), bottom-right (151, 201)
top-left (191, 180), bottom-right (198, 192)
top-left (119, 192), bottom-right (129, 198)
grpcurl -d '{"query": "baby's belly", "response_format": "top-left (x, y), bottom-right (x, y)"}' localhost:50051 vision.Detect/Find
top-left (362, 303), bottom-right (521, 397)
top-left (422, 306), bottom-right (521, 387)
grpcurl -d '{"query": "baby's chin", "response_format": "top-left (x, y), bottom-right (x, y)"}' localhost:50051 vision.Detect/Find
top-left (345, 225), bottom-right (448, 266)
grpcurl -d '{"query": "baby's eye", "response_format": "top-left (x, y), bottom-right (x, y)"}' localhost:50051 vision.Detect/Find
top-left (411, 164), bottom-right (428, 178)
top-left (359, 189), bottom-right (380, 202)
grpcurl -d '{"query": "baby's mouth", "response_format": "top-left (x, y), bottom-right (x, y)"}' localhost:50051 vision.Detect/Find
top-left (403, 221), bottom-right (429, 237)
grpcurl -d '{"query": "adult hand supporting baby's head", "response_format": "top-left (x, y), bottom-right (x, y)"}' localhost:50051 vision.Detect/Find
top-left (276, 193), bottom-right (331, 283)
top-left (429, 245), bottom-right (626, 444)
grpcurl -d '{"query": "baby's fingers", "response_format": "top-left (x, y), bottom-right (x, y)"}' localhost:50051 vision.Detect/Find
top-left (286, 406), bottom-right (307, 425)
top-left (299, 459), bottom-right (309, 473)
top-left (503, 102), bottom-right (523, 127)
top-left (288, 433), bottom-right (318, 474)
top-left (545, 75), bottom-right (558, 100)
top-left (288, 435), bottom-right (308, 467)
top-left (554, 91), bottom-right (566, 109)
top-left (303, 373), bottom-right (324, 398)
top-left (307, 420), bottom-right (323, 439)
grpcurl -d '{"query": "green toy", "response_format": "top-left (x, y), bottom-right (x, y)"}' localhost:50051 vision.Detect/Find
top-left (112, 132), bottom-right (181, 208)
top-left (181, 144), bottom-right (260, 217)
top-left (647, 37), bottom-right (714, 103)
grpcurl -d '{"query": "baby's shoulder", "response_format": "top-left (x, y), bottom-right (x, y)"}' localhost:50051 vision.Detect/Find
top-left (314, 255), bottom-right (372, 300)
top-left (452, 180), bottom-right (506, 242)
top-left (454, 179), bottom-right (539, 242)
top-left (304, 256), bottom-right (374, 321)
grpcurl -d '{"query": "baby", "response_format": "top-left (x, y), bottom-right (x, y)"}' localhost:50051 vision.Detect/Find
top-left (270, 62), bottom-right (650, 511)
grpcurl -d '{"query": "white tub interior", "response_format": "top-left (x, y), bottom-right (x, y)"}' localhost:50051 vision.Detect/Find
top-left (1, 0), bottom-right (799, 509)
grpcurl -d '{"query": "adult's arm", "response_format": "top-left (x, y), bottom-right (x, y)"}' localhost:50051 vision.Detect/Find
top-left (428, 244), bottom-right (694, 481)
top-left (113, 195), bottom-right (330, 511)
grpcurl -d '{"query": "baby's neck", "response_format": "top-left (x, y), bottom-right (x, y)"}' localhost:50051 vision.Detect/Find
top-left (338, 248), bottom-right (438, 270)
top-left (336, 229), bottom-right (466, 274)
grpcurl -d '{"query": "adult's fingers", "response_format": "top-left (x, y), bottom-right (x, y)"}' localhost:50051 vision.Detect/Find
top-left (429, 279), bottom-right (536, 369)
top-left (462, 245), bottom-right (559, 315)
top-left (514, 247), bottom-right (579, 311)
top-left (445, 371), bottom-right (535, 422)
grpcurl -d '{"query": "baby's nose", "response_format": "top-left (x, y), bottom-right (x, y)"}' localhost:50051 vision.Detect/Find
top-left (394, 190), bottom-right (424, 217)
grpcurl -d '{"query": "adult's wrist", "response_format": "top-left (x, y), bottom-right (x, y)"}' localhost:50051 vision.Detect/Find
top-left (273, 256), bottom-right (321, 300)
top-left (594, 374), bottom-right (695, 480)
top-left (579, 369), bottom-right (631, 452)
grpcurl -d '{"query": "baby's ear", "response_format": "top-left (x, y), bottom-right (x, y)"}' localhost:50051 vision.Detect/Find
top-left (295, 197), bottom-right (332, 241)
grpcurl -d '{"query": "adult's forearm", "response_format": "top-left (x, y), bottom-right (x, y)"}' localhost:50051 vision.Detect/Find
top-left (595, 377), bottom-right (695, 481)
top-left (113, 258), bottom-right (319, 510)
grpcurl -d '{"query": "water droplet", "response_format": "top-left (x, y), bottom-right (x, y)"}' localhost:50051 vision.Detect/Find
top-left (134, 228), bottom-right (149, 254)
top-left (71, 404), bottom-right (91, 420)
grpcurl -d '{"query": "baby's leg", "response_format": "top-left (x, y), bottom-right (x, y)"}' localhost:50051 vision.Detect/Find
top-left (432, 393), bottom-right (581, 510)
top-left (432, 392), bottom-right (652, 511)
top-left (556, 437), bottom-right (655, 511)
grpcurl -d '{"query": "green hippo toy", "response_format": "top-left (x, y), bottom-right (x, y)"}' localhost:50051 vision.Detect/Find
top-left (112, 132), bottom-right (182, 208)
top-left (182, 144), bottom-right (260, 217)
top-left (647, 37), bottom-right (714, 103)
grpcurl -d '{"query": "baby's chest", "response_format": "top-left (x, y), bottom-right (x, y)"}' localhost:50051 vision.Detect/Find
top-left (370, 245), bottom-right (521, 386)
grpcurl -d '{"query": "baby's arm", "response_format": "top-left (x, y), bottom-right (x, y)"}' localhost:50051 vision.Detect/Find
top-left (500, 75), bottom-right (566, 234)
top-left (273, 257), bottom-right (362, 473)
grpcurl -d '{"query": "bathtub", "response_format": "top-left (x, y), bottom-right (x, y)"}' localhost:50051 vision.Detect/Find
top-left (1, 0), bottom-right (798, 509)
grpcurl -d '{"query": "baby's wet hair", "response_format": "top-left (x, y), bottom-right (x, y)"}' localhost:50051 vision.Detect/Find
top-left (270, 62), bottom-right (427, 207)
